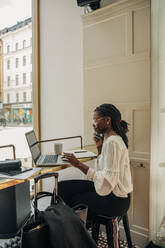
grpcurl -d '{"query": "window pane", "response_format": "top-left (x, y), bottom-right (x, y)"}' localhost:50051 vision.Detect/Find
top-left (0, 1), bottom-right (33, 165)
top-left (16, 58), bottom-right (19, 68)
top-left (23, 55), bottom-right (26, 66)
top-left (23, 73), bottom-right (26, 84)
top-left (16, 74), bottom-right (19, 85)
top-left (7, 60), bottom-right (10, 69)
top-left (16, 92), bottom-right (19, 103)
top-left (15, 42), bottom-right (18, 51)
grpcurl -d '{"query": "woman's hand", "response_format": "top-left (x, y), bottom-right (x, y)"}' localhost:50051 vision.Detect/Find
top-left (62, 153), bottom-right (80, 167)
top-left (62, 153), bottom-right (89, 175)
top-left (93, 133), bottom-right (104, 155)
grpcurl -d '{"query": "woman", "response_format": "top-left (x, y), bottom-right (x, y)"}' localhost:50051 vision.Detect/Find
top-left (60, 103), bottom-right (133, 219)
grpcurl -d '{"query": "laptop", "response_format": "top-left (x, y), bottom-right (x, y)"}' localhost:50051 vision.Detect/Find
top-left (25, 130), bottom-right (65, 167)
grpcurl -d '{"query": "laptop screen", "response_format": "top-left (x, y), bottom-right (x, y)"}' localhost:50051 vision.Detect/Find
top-left (25, 130), bottom-right (41, 162)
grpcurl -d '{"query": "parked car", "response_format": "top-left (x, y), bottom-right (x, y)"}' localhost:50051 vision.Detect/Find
top-left (0, 117), bottom-right (7, 127)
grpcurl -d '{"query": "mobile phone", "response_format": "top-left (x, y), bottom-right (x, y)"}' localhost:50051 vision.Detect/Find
top-left (95, 133), bottom-right (103, 139)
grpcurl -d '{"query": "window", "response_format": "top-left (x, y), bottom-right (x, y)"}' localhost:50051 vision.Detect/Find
top-left (7, 93), bottom-right (10, 103)
top-left (0, 0), bottom-right (37, 167)
top-left (23, 73), bottom-right (26, 84)
top-left (16, 93), bottom-right (19, 103)
top-left (16, 74), bottom-right (19, 85)
top-left (23, 92), bottom-right (27, 102)
top-left (7, 76), bottom-right (10, 86)
top-left (15, 42), bottom-right (18, 51)
top-left (23, 40), bottom-right (26, 49)
top-left (7, 45), bottom-right (10, 53)
top-left (23, 55), bottom-right (26, 66)
top-left (16, 58), bottom-right (19, 68)
top-left (7, 60), bottom-right (10, 70)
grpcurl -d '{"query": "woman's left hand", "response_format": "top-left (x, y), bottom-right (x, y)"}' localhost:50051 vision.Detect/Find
top-left (62, 153), bottom-right (80, 167)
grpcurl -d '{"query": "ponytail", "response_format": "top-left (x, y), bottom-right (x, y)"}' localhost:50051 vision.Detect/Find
top-left (111, 119), bottom-right (129, 148)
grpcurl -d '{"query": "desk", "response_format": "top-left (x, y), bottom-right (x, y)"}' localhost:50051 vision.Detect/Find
top-left (0, 145), bottom-right (97, 242)
top-left (0, 144), bottom-right (97, 190)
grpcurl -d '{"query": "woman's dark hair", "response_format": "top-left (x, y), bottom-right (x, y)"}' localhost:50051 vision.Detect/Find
top-left (94, 103), bottom-right (129, 148)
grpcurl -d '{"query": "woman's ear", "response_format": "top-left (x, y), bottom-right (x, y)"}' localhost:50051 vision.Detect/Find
top-left (106, 117), bottom-right (111, 126)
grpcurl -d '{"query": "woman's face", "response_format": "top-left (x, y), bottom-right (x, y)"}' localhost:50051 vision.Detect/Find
top-left (93, 111), bottom-right (110, 134)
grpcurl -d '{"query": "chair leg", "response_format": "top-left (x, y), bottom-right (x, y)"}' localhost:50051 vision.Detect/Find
top-left (122, 214), bottom-right (133, 248)
top-left (106, 220), bottom-right (114, 248)
top-left (91, 222), bottom-right (100, 244)
top-left (113, 218), bottom-right (119, 248)
top-left (118, 225), bottom-right (121, 248)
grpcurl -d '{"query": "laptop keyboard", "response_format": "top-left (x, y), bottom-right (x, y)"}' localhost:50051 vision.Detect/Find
top-left (43, 155), bottom-right (58, 164)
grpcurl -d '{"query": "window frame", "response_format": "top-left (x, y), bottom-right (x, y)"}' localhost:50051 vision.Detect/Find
top-left (33, 0), bottom-right (41, 140)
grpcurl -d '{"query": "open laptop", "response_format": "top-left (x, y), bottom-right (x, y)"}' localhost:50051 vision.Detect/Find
top-left (25, 130), bottom-right (65, 167)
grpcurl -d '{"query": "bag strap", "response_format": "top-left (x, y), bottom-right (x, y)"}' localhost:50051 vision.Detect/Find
top-left (32, 193), bottom-right (66, 220)
top-left (33, 173), bottom-right (59, 219)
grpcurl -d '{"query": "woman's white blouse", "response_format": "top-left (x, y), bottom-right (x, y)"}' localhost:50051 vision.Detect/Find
top-left (86, 135), bottom-right (133, 197)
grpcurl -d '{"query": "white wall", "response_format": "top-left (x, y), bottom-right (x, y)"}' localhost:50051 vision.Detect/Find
top-left (40, 0), bottom-right (83, 148)
top-left (38, 0), bottom-right (135, 185)
top-left (39, 0), bottom-right (85, 184)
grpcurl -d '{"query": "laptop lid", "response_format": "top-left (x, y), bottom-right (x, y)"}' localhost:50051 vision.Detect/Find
top-left (25, 130), bottom-right (41, 163)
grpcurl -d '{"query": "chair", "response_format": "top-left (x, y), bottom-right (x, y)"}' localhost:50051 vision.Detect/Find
top-left (91, 212), bottom-right (132, 248)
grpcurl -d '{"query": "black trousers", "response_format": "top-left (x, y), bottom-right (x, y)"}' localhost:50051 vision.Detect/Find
top-left (58, 180), bottom-right (130, 219)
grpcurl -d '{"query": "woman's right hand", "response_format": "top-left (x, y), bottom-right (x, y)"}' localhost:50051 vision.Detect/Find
top-left (93, 133), bottom-right (104, 154)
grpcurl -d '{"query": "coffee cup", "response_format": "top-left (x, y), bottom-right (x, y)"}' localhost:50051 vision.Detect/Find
top-left (54, 143), bottom-right (63, 155)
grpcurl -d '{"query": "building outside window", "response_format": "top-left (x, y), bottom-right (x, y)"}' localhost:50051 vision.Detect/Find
top-left (23, 55), bottom-right (26, 66)
top-left (16, 58), bottom-right (19, 68)
top-left (16, 92), bottom-right (19, 103)
top-left (7, 93), bottom-right (10, 103)
top-left (0, 1), bottom-right (33, 166)
top-left (7, 45), bottom-right (10, 53)
top-left (15, 42), bottom-right (18, 51)
top-left (23, 40), bottom-right (26, 48)
top-left (23, 92), bottom-right (26, 102)
top-left (7, 60), bottom-right (10, 69)
top-left (23, 73), bottom-right (26, 84)
top-left (16, 74), bottom-right (19, 85)
top-left (7, 76), bottom-right (10, 86)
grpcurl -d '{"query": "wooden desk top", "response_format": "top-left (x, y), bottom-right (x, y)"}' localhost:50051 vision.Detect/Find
top-left (0, 144), bottom-right (97, 190)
